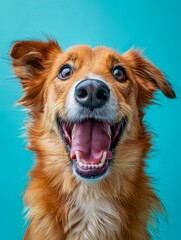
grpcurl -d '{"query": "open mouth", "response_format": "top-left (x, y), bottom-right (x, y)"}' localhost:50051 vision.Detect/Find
top-left (57, 118), bottom-right (127, 181)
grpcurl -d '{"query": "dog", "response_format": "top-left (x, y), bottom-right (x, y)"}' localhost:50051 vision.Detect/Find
top-left (10, 40), bottom-right (175, 240)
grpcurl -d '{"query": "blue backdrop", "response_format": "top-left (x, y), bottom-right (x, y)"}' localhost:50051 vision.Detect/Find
top-left (0, 0), bottom-right (180, 239)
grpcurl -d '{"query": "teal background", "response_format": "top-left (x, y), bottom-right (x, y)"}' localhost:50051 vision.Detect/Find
top-left (0, 0), bottom-right (180, 239)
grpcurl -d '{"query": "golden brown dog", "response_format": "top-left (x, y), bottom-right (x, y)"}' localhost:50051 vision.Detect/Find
top-left (10, 40), bottom-right (175, 240)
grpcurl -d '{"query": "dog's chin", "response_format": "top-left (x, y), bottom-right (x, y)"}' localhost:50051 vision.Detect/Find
top-left (57, 117), bottom-right (127, 182)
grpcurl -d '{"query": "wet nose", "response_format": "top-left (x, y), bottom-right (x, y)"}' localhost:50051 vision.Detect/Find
top-left (75, 79), bottom-right (110, 110)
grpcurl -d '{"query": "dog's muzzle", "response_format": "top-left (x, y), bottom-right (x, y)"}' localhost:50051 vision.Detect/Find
top-left (58, 78), bottom-right (127, 182)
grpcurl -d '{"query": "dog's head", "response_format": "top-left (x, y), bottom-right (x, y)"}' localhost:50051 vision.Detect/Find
top-left (10, 40), bottom-right (175, 186)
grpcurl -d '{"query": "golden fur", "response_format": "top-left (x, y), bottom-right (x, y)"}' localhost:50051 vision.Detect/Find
top-left (10, 40), bottom-right (175, 240)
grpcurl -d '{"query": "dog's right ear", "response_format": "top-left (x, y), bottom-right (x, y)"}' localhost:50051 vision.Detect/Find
top-left (10, 40), bottom-right (62, 110)
top-left (10, 40), bottom-right (61, 83)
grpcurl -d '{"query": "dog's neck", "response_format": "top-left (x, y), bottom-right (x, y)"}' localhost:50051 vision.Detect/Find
top-left (65, 183), bottom-right (121, 240)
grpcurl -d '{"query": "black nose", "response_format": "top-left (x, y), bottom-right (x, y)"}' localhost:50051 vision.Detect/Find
top-left (75, 79), bottom-right (110, 110)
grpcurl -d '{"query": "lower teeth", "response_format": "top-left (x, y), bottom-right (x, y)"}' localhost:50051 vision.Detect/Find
top-left (75, 151), bottom-right (107, 169)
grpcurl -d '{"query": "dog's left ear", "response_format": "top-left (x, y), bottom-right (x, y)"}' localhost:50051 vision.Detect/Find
top-left (123, 49), bottom-right (176, 105)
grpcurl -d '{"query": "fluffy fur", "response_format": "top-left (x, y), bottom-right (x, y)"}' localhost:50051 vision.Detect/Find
top-left (10, 40), bottom-right (175, 240)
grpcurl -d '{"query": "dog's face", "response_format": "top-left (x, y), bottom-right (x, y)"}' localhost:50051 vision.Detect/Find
top-left (10, 40), bottom-right (175, 185)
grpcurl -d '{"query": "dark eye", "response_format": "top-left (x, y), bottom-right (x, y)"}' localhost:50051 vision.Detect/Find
top-left (112, 66), bottom-right (127, 82)
top-left (58, 64), bottom-right (74, 80)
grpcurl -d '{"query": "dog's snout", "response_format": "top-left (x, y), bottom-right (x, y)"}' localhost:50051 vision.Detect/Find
top-left (75, 79), bottom-right (110, 110)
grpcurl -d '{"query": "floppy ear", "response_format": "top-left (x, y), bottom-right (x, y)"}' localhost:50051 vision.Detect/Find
top-left (123, 49), bottom-right (176, 107)
top-left (10, 40), bottom-right (61, 110)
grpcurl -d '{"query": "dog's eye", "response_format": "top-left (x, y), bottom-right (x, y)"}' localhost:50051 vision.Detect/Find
top-left (112, 66), bottom-right (127, 82)
top-left (58, 64), bottom-right (74, 80)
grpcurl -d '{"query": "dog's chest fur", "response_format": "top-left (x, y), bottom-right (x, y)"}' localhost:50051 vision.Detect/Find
top-left (65, 184), bottom-right (121, 240)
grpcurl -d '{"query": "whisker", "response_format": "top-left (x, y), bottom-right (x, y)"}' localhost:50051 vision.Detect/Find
top-left (0, 57), bottom-right (12, 63)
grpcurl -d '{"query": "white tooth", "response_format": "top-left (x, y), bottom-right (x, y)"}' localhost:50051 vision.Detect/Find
top-left (101, 151), bottom-right (107, 164)
top-left (108, 125), bottom-right (111, 137)
top-left (72, 125), bottom-right (76, 139)
top-left (79, 162), bottom-right (83, 168)
top-left (75, 151), bottom-right (81, 163)
top-left (90, 163), bottom-right (96, 168)
top-left (94, 164), bottom-right (98, 169)
top-left (98, 162), bottom-right (103, 168)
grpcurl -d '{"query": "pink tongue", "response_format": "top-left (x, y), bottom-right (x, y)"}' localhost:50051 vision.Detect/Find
top-left (70, 120), bottom-right (112, 164)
